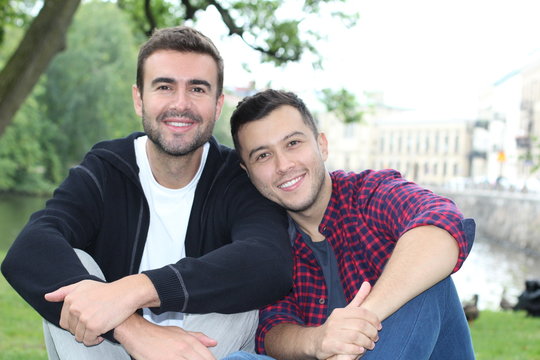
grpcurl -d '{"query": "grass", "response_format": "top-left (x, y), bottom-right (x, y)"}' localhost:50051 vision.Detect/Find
top-left (0, 252), bottom-right (47, 359)
top-left (1, 249), bottom-right (539, 359)
top-left (470, 310), bottom-right (540, 360)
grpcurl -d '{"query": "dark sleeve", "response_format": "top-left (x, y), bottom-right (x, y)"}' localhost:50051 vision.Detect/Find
top-left (143, 176), bottom-right (293, 314)
top-left (1, 159), bottom-right (105, 327)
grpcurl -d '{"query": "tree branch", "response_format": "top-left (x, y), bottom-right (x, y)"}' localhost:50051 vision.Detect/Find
top-left (144, 0), bottom-right (157, 36)
top-left (0, 0), bottom-right (81, 136)
top-left (206, 0), bottom-right (243, 36)
top-left (181, 0), bottom-right (197, 20)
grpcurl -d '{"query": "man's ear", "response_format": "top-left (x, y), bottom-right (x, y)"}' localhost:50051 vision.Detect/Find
top-left (318, 132), bottom-right (329, 161)
top-left (132, 85), bottom-right (143, 117)
top-left (239, 162), bottom-right (250, 177)
top-left (214, 93), bottom-right (225, 121)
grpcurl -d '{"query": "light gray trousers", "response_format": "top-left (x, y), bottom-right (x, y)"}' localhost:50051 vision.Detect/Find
top-left (43, 250), bottom-right (258, 360)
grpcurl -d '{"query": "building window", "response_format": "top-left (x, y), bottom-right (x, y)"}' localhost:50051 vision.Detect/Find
top-left (453, 163), bottom-right (459, 176)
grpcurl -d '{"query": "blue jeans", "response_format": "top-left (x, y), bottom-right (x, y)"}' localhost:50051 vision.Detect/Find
top-left (224, 277), bottom-right (474, 360)
top-left (362, 276), bottom-right (474, 359)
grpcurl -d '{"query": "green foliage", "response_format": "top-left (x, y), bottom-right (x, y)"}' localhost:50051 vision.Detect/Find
top-left (0, 82), bottom-right (62, 193)
top-left (116, 0), bottom-right (358, 67)
top-left (0, 0), bottom-right (35, 45)
top-left (117, 0), bottom-right (192, 38)
top-left (0, 0), bottom-right (363, 194)
top-left (41, 1), bottom-right (140, 168)
top-left (319, 88), bottom-right (365, 124)
top-left (0, 1), bottom-right (141, 193)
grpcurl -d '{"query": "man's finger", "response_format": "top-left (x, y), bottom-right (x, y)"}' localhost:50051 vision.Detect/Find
top-left (347, 282), bottom-right (371, 308)
top-left (44, 284), bottom-right (75, 302)
top-left (188, 331), bottom-right (218, 347)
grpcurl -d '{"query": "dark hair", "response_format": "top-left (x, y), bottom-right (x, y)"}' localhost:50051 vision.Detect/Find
top-left (136, 26), bottom-right (224, 96)
top-left (230, 89), bottom-right (318, 152)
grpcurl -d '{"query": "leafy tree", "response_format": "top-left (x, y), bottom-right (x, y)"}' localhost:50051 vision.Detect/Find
top-left (0, 2), bottom-right (140, 193)
top-left (41, 1), bottom-right (140, 167)
top-left (319, 88), bottom-right (366, 124)
top-left (0, 73), bottom-right (62, 193)
top-left (0, 0), bottom-right (358, 136)
top-left (0, 0), bottom-right (81, 136)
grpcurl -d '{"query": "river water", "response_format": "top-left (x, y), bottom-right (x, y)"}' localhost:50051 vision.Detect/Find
top-left (452, 234), bottom-right (540, 310)
top-left (1, 194), bottom-right (538, 310)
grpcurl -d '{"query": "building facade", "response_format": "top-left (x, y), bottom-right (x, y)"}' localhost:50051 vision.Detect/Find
top-left (319, 107), bottom-right (474, 187)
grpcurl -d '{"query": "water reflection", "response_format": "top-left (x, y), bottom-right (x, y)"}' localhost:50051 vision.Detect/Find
top-left (452, 234), bottom-right (540, 310)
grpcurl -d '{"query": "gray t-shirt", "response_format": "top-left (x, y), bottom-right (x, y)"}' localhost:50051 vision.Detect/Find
top-left (300, 229), bottom-right (348, 315)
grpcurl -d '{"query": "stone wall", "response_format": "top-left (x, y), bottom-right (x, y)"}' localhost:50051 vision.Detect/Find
top-left (433, 188), bottom-right (540, 254)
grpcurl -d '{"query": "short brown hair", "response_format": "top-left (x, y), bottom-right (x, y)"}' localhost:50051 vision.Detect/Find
top-left (230, 89), bottom-right (318, 153)
top-left (136, 26), bottom-right (224, 96)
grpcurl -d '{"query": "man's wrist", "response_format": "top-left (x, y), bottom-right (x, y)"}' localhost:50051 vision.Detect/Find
top-left (113, 313), bottom-right (140, 344)
top-left (121, 274), bottom-right (161, 310)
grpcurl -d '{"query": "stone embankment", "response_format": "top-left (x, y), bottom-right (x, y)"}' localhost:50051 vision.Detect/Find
top-left (432, 188), bottom-right (540, 255)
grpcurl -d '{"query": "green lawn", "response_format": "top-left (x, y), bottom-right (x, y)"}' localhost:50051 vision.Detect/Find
top-left (470, 310), bottom-right (540, 360)
top-left (0, 251), bottom-right (47, 359)
top-left (1, 249), bottom-right (539, 359)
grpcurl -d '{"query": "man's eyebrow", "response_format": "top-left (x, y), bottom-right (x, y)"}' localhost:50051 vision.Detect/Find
top-left (189, 79), bottom-right (212, 90)
top-left (150, 78), bottom-right (212, 90)
top-left (151, 77), bottom-right (176, 86)
top-left (247, 131), bottom-right (306, 160)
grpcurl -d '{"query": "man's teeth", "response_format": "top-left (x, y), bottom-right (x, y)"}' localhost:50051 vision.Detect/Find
top-left (169, 121), bottom-right (190, 127)
top-left (279, 176), bottom-right (302, 189)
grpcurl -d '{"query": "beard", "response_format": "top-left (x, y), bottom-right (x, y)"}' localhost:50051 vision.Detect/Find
top-left (142, 107), bottom-right (215, 157)
top-left (255, 163), bottom-right (328, 214)
top-left (283, 167), bottom-right (327, 213)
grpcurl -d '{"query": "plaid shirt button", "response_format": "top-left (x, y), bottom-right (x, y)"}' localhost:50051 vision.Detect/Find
top-left (318, 298), bottom-right (325, 304)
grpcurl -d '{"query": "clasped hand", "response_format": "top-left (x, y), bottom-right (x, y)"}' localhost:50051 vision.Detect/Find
top-left (45, 278), bottom-right (142, 346)
top-left (314, 282), bottom-right (382, 360)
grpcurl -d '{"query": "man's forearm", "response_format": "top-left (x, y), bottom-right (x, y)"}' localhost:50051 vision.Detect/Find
top-left (360, 225), bottom-right (459, 320)
top-left (265, 323), bottom-right (319, 360)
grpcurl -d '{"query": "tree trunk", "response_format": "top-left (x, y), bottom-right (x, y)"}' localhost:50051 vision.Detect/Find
top-left (0, 0), bottom-right (81, 136)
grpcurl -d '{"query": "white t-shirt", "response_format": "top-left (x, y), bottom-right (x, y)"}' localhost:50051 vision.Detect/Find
top-left (134, 136), bottom-right (209, 327)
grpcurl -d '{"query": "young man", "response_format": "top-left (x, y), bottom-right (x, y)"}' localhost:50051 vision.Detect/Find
top-left (230, 89), bottom-right (476, 359)
top-left (1, 28), bottom-right (292, 360)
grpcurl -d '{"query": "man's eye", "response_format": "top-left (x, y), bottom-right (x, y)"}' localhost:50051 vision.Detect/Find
top-left (256, 153), bottom-right (269, 161)
top-left (192, 87), bottom-right (206, 93)
top-left (288, 140), bottom-right (300, 146)
top-left (157, 85), bottom-right (171, 91)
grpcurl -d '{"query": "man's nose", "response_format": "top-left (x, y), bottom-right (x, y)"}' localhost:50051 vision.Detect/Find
top-left (275, 152), bottom-right (295, 174)
top-left (170, 90), bottom-right (190, 110)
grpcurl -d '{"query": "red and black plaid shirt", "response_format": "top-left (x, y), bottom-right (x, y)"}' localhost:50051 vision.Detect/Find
top-left (256, 169), bottom-right (471, 354)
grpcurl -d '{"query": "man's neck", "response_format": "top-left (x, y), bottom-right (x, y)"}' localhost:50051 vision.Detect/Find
top-left (288, 174), bottom-right (332, 242)
top-left (145, 141), bottom-right (204, 189)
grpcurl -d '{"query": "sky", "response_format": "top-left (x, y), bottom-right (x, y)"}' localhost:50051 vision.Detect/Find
top-left (196, 0), bottom-right (540, 118)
